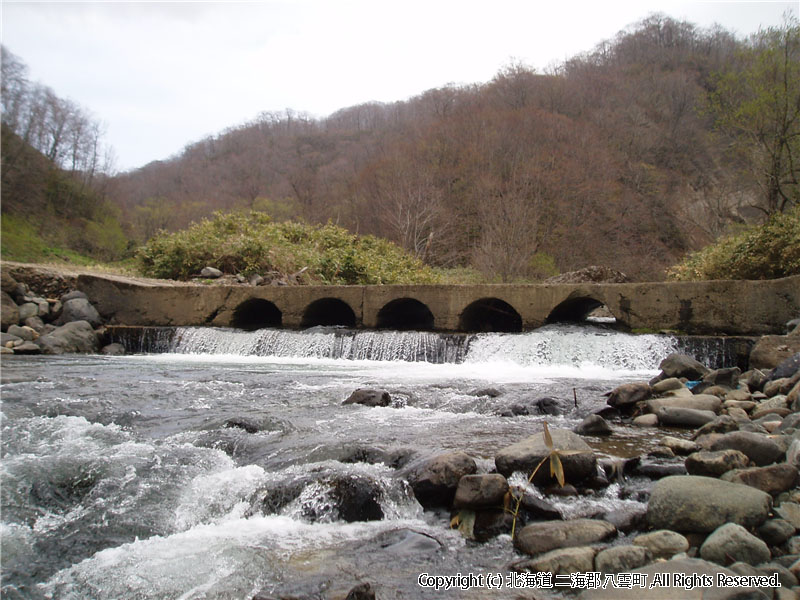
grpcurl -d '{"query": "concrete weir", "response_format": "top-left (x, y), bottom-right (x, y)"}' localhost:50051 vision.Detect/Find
top-left (77, 273), bottom-right (800, 335)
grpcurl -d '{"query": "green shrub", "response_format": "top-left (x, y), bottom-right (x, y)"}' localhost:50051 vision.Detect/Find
top-left (667, 206), bottom-right (800, 280)
top-left (136, 211), bottom-right (440, 284)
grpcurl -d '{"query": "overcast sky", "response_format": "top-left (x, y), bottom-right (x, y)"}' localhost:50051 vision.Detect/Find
top-left (2, 1), bottom-right (797, 172)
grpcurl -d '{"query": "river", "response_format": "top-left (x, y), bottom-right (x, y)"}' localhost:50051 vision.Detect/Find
top-left (1, 324), bottom-right (732, 599)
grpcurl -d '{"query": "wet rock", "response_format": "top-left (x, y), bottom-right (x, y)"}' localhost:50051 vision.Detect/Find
top-left (656, 406), bottom-right (716, 428)
top-left (700, 523), bottom-right (771, 566)
top-left (1, 291), bottom-right (19, 330)
top-left (757, 519), bottom-right (796, 547)
top-left (535, 396), bottom-right (569, 415)
top-left (36, 320), bottom-right (99, 354)
top-left (605, 382), bottom-right (650, 409)
top-left (344, 582), bottom-right (375, 600)
top-left (684, 449), bottom-right (751, 477)
top-left (633, 530), bottom-right (690, 560)
top-left (574, 414), bottom-right (613, 436)
top-left (646, 475), bottom-right (772, 533)
top-left (513, 545), bottom-right (597, 575)
top-left (495, 428), bottom-right (596, 486)
top-left (578, 558), bottom-right (770, 600)
top-left (659, 353), bottom-right (710, 380)
top-left (400, 451), bottom-right (476, 508)
top-left (101, 342), bottom-right (126, 355)
top-left (514, 518), bottom-right (616, 556)
top-left (721, 464), bottom-right (800, 496)
top-left (518, 493), bottom-right (563, 521)
top-left (646, 394), bottom-right (722, 414)
top-left (224, 417), bottom-right (261, 434)
top-left (648, 446), bottom-right (675, 459)
top-left (661, 436), bottom-right (700, 456)
top-left (632, 459), bottom-right (687, 480)
top-left (595, 545), bottom-right (651, 574)
top-left (473, 509), bottom-right (514, 542)
top-left (471, 387), bottom-right (502, 397)
top-left (651, 377), bottom-right (686, 395)
top-left (54, 297), bottom-right (102, 328)
top-left (709, 431), bottom-right (784, 466)
top-left (376, 528), bottom-right (443, 556)
top-left (599, 505), bottom-right (647, 534)
top-left (343, 389), bottom-right (391, 408)
top-left (453, 474), bottom-right (508, 509)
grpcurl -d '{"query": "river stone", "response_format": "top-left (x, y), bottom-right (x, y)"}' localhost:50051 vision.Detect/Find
top-left (518, 493), bottom-right (563, 521)
top-left (633, 530), bottom-right (690, 559)
top-left (580, 557), bottom-right (770, 600)
top-left (495, 428), bottom-right (596, 485)
top-left (776, 412), bottom-right (800, 434)
top-left (101, 342), bottom-right (126, 356)
top-left (36, 320), bottom-right (99, 354)
top-left (771, 352), bottom-right (800, 380)
top-left (13, 341), bottom-right (41, 354)
top-left (787, 439), bottom-right (800, 470)
top-left (656, 407), bottom-right (717, 428)
top-left (700, 523), bottom-right (771, 566)
top-left (1, 332), bottom-right (21, 346)
top-left (703, 367), bottom-right (741, 389)
top-left (574, 414), bottom-right (613, 436)
top-left (514, 519), bottom-right (616, 556)
top-left (1, 291), bottom-right (19, 330)
top-left (200, 266), bottom-right (223, 278)
top-left (764, 379), bottom-right (790, 398)
top-left (17, 302), bottom-right (38, 321)
top-left (684, 449), bottom-right (751, 477)
top-left (651, 378), bottom-right (686, 395)
top-left (659, 353), bottom-right (710, 380)
top-left (453, 474), bottom-right (508, 509)
top-left (633, 414), bottom-right (659, 427)
top-left (513, 546), bottom-right (597, 575)
top-left (595, 545), bottom-right (651, 574)
top-left (751, 336), bottom-right (800, 371)
top-left (721, 464), bottom-right (800, 496)
top-left (60, 290), bottom-right (88, 302)
top-left (646, 395), bottom-right (722, 414)
top-left (400, 451), bottom-right (477, 508)
top-left (605, 382), bottom-right (651, 408)
top-left (709, 431), bottom-right (784, 466)
top-left (692, 415), bottom-right (740, 439)
top-left (646, 475), bottom-right (772, 533)
top-left (661, 436), bottom-right (700, 456)
top-left (23, 316), bottom-right (46, 332)
top-left (343, 389), bottom-right (391, 407)
top-left (757, 519), bottom-right (796, 547)
top-left (774, 502), bottom-right (800, 529)
top-left (55, 297), bottom-right (102, 328)
top-left (7, 324), bottom-right (37, 341)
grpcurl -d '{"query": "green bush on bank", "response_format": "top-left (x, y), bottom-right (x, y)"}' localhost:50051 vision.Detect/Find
top-left (137, 211), bottom-right (440, 284)
top-left (667, 206), bottom-right (800, 280)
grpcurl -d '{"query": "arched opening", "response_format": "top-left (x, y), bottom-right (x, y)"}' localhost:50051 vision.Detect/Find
top-left (231, 298), bottom-right (282, 330)
top-left (301, 298), bottom-right (357, 328)
top-left (376, 298), bottom-right (434, 331)
top-left (459, 298), bottom-right (522, 332)
top-left (546, 297), bottom-right (613, 323)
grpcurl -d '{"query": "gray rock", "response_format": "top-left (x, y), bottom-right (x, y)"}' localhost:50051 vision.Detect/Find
top-left (13, 341), bottom-right (41, 354)
top-left (661, 436), bottom-right (700, 456)
top-left (1, 291), bottom-right (19, 330)
top-left (574, 414), bottom-right (613, 436)
top-left (709, 431), bottom-right (784, 466)
top-left (764, 378), bottom-right (790, 398)
top-left (200, 266), bottom-right (223, 278)
top-left (605, 382), bottom-right (651, 408)
top-left (36, 321), bottom-right (99, 355)
top-left (775, 502), bottom-right (800, 529)
top-left (101, 343), bottom-right (126, 356)
top-left (651, 377), bottom-right (686, 395)
top-left (514, 518), bottom-right (616, 556)
top-left (721, 464), bottom-right (800, 496)
top-left (23, 316), bottom-right (46, 332)
top-left (771, 352), bottom-right (800, 380)
top-left (0, 346), bottom-right (13, 354)
top-left (579, 558), bottom-right (770, 600)
top-left (60, 290), bottom-right (88, 302)
top-left (513, 546), bottom-right (597, 575)
top-left (700, 523), bottom-right (771, 566)
top-left (684, 449), bottom-right (751, 477)
top-left (17, 302), bottom-right (38, 321)
top-left (399, 451), bottom-right (477, 508)
top-left (646, 395), bottom-right (722, 413)
top-left (656, 406), bottom-right (717, 428)
top-left (495, 428), bottom-right (596, 486)
top-left (0, 332), bottom-right (22, 346)
top-left (343, 389), bottom-right (391, 407)
top-left (453, 474), bottom-right (508, 509)
top-left (7, 324), bottom-right (37, 341)
top-left (595, 545), bottom-right (651, 574)
top-left (646, 475), bottom-right (772, 533)
top-left (55, 297), bottom-right (102, 328)
top-left (692, 415), bottom-right (740, 439)
top-left (633, 530), bottom-right (690, 559)
top-left (703, 367), bottom-right (741, 389)
top-left (787, 439), bottom-right (800, 470)
top-left (757, 519), bottom-right (796, 547)
top-left (659, 353), bottom-right (710, 380)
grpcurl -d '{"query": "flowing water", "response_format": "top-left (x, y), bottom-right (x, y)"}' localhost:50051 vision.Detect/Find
top-left (0, 324), bottom-right (735, 599)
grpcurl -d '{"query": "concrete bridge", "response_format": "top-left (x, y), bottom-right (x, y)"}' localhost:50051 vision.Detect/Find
top-left (77, 273), bottom-right (800, 336)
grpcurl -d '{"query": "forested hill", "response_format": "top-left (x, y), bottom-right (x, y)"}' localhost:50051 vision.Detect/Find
top-left (71, 15), bottom-right (800, 280)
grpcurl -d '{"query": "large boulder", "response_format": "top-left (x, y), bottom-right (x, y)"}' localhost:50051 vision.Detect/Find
top-left (495, 428), bottom-right (596, 486)
top-left (54, 297), bottom-right (102, 328)
top-left (709, 431), bottom-right (784, 466)
top-left (1, 291), bottom-right (19, 331)
top-left (514, 518), bottom-right (616, 556)
top-left (343, 389), bottom-right (391, 407)
top-left (658, 353), bottom-right (710, 380)
top-left (750, 336), bottom-right (800, 371)
top-left (399, 451), bottom-right (476, 508)
top-left (720, 464), bottom-right (800, 496)
top-left (699, 523), bottom-right (771, 566)
top-left (35, 320), bottom-right (99, 354)
top-left (605, 382), bottom-right (651, 409)
top-left (646, 475), bottom-right (772, 533)
top-left (452, 474), bottom-right (508, 509)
